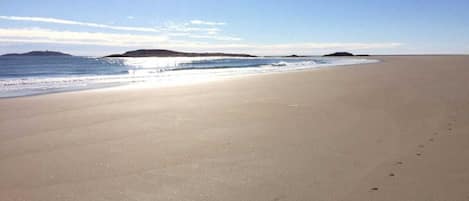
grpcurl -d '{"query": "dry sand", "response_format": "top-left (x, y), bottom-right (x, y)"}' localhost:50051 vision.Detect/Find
top-left (1, 56), bottom-right (469, 201)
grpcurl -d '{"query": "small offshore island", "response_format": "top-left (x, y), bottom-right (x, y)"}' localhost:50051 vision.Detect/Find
top-left (323, 52), bottom-right (370, 57)
top-left (1, 50), bottom-right (72, 57)
top-left (106, 49), bottom-right (256, 58)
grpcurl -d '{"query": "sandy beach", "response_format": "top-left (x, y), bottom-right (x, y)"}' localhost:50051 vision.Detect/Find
top-left (1, 56), bottom-right (469, 201)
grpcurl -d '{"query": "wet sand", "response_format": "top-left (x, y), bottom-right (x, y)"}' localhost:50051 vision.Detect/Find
top-left (1, 56), bottom-right (469, 201)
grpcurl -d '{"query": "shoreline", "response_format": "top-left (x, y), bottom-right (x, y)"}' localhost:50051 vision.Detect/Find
top-left (1, 56), bottom-right (469, 201)
top-left (0, 57), bottom-right (379, 99)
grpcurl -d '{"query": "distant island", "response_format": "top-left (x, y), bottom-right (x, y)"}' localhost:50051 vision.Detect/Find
top-left (105, 49), bottom-right (256, 58)
top-left (1, 51), bottom-right (72, 57)
top-left (285, 54), bottom-right (307, 58)
top-left (323, 52), bottom-right (370, 57)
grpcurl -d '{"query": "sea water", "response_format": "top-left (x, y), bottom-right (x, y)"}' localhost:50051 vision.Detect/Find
top-left (0, 56), bottom-right (377, 98)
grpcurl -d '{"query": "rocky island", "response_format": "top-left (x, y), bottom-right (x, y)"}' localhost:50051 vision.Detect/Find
top-left (323, 52), bottom-right (355, 57)
top-left (105, 49), bottom-right (256, 58)
top-left (323, 52), bottom-right (370, 57)
top-left (1, 51), bottom-right (72, 57)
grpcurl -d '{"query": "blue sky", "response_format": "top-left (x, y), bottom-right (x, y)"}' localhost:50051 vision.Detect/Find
top-left (0, 0), bottom-right (468, 56)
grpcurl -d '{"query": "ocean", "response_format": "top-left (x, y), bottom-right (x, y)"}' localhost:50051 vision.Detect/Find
top-left (0, 56), bottom-right (377, 98)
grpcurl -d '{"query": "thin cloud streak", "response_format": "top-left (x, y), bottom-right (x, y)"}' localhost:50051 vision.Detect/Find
top-left (0, 16), bottom-right (161, 32)
top-left (0, 28), bottom-right (168, 47)
top-left (187, 34), bottom-right (242, 41)
top-left (190, 20), bottom-right (226, 26)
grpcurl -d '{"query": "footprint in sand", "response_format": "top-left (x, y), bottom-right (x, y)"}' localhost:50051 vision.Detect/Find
top-left (389, 173), bottom-right (395, 177)
top-left (395, 161), bottom-right (403, 165)
top-left (272, 195), bottom-right (285, 201)
top-left (418, 144), bottom-right (425, 148)
top-left (429, 138), bottom-right (434, 142)
top-left (370, 187), bottom-right (379, 191)
top-left (416, 153), bottom-right (422, 156)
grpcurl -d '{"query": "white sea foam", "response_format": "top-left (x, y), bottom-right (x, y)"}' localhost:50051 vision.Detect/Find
top-left (0, 57), bottom-right (378, 97)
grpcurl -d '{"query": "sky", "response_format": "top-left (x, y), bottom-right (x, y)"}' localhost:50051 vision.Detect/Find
top-left (0, 0), bottom-right (468, 56)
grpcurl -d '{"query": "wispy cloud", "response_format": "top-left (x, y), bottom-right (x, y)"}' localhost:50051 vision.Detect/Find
top-left (0, 16), bottom-right (161, 33)
top-left (244, 43), bottom-right (403, 55)
top-left (0, 28), bottom-right (168, 47)
top-left (0, 15), bottom-right (240, 41)
top-left (190, 20), bottom-right (226, 26)
top-left (0, 28), bottom-right (402, 55)
top-left (161, 21), bottom-right (221, 33)
top-left (187, 34), bottom-right (242, 41)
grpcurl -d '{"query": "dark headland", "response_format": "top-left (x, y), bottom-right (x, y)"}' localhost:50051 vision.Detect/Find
top-left (1, 51), bottom-right (72, 57)
top-left (323, 52), bottom-right (370, 57)
top-left (105, 49), bottom-right (256, 58)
